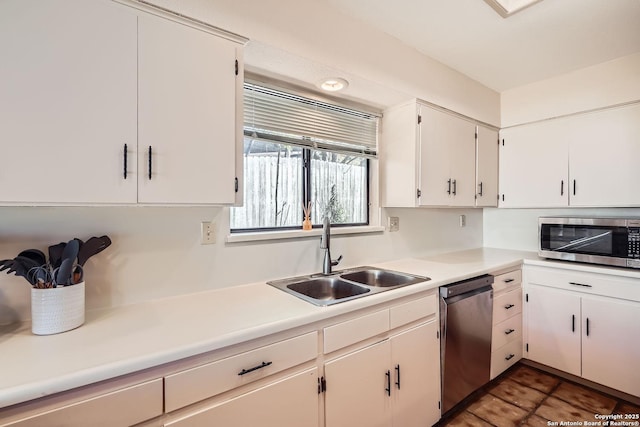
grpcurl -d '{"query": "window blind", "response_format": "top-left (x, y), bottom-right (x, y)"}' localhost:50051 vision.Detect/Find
top-left (243, 82), bottom-right (378, 157)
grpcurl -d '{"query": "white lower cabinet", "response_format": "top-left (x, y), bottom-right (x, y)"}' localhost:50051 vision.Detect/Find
top-left (490, 269), bottom-right (523, 379)
top-left (324, 321), bottom-right (440, 427)
top-left (524, 265), bottom-right (640, 397)
top-left (164, 368), bottom-right (319, 427)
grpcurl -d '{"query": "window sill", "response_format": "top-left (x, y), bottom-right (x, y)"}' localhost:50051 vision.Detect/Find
top-left (225, 225), bottom-right (385, 243)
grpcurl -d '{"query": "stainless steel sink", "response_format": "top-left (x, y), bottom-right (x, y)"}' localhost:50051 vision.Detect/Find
top-left (268, 266), bottom-right (430, 306)
top-left (340, 268), bottom-right (425, 288)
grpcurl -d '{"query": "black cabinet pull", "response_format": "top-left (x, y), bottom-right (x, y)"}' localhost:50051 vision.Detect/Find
top-left (569, 282), bottom-right (592, 288)
top-left (385, 370), bottom-right (391, 396)
top-left (478, 182), bottom-right (483, 197)
top-left (452, 179), bottom-right (457, 195)
top-left (561, 180), bottom-right (564, 196)
top-left (505, 329), bottom-right (515, 335)
top-left (238, 361), bottom-right (272, 376)
top-left (504, 304), bottom-right (515, 309)
top-left (505, 354), bottom-right (515, 361)
top-left (447, 179), bottom-right (452, 195)
top-left (504, 278), bottom-right (515, 283)
top-left (123, 144), bottom-right (128, 179)
top-left (572, 314), bottom-right (575, 332)
top-left (573, 179), bottom-right (576, 195)
top-left (148, 146), bottom-right (153, 180)
top-left (235, 177), bottom-right (239, 193)
top-left (395, 364), bottom-right (401, 389)
top-left (586, 318), bottom-right (590, 337)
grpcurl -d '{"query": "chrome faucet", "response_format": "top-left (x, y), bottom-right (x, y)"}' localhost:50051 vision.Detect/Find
top-left (320, 217), bottom-right (342, 275)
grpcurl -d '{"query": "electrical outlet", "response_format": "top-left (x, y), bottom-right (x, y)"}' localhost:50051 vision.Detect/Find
top-left (388, 216), bottom-right (400, 232)
top-left (201, 221), bottom-right (216, 244)
top-left (459, 215), bottom-right (466, 227)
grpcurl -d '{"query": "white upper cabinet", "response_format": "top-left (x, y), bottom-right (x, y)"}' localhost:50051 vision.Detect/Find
top-left (0, 0), bottom-right (138, 204)
top-left (138, 13), bottom-right (241, 204)
top-left (0, 0), bottom-right (245, 205)
top-left (499, 103), bottom-right (640, 208)
top-left (381, 101), bottom-right (492, 208)
top-left (476, 125), bottom-right (499, 207)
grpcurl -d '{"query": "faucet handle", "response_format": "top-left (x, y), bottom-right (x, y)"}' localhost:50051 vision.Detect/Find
top-left (332, 255), bottom-right (343, 267)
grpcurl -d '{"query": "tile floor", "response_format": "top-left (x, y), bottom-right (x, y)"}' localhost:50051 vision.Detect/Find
top-left (438, 363), bottom-right (640, 427)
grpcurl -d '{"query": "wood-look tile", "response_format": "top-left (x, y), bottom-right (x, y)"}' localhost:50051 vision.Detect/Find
top-left (442, 411), bottom-right (495, 427)
top-left (467, 394), bottom-right (528, 427)
top-left (552, 382), bottom-right (617, 414)
top-left (617, 402), bottom-right (640, 416)
top-left (522, 414), bottom-right (552, 427)
top-left (536, 396), bottom-right (598, 423)
top-left (508, 365), bottom-right (560, 394)
top-left (489, 378), bottom-right (547, 410)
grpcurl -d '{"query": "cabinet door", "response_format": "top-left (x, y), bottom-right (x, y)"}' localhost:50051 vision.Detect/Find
top-left (569, 104), bottom-right (640, 207)
top-left (418, 107), bottom-right (476, 206)
top-left (165, 369), bottom-right (319, 427)
top-left (138, 13), bottom-right (239, 204)
top-left (499, 121), bottom-right (569, 207)
top-left (525, 285), bottom-right (581, 376)
top-left (476, 125), bottom-right (499, 207)
top-left (391, 321), bottom-right (440, 427)
top-left (325, 340), bottom-right (391, 427)
top-left (582, 297), bottom-right (640, 397)
top-left (0, 0), bottom-right (137, 204)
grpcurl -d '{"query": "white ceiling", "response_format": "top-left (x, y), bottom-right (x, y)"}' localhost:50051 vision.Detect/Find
top-left (325, 0), bottom-right (640, 91)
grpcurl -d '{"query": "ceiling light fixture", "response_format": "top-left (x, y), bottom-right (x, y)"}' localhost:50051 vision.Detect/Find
top-left (483, 0), bottom-right (544, 18)
top-left (318, 78), bottom-right (349, 92)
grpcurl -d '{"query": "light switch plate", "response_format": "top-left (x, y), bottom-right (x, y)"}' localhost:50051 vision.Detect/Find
top-left (201, 221), bottom-right (216, 244)
top-left (388, 216), bottom-right (400, 232)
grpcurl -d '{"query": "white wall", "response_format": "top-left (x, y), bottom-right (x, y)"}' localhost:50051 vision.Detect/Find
top-left (501, 53), bottom-right (640, 126)
top-left (0, 207), bottom-right (482, 324)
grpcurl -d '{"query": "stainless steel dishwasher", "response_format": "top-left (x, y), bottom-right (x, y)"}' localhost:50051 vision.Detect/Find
top-left (440, 274), bottom-right (494, 414)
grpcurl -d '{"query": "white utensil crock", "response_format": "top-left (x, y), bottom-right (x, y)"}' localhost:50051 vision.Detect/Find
top-left (31, 282), bottom-right (85, 335)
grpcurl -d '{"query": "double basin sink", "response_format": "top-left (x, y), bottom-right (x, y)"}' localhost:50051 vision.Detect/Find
top-left (268, 266), bottom-right (430, 306)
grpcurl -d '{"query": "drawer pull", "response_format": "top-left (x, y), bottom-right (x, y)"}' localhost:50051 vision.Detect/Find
top-left (238, 361), bottom-right (272, 376)
top-left (569, 282), bottom-right (592, 288)
top-left (505, 353), bottom-right (515, 361)
top-left (504, 278), bottom-right (515, 283)
top-left (505, 328), bottom-right (515, 335)
top-left (504, 304), bottom-right (515, 309)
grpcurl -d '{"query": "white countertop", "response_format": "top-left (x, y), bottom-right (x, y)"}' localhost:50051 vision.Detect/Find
top-left (0, 247), bottom-right (637, 409)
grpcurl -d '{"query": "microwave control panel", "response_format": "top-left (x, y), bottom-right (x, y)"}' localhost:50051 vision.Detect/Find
top-left (628, 227), bottom-right (640, 258)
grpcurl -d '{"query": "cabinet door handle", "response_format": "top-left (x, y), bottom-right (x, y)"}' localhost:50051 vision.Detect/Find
top-left (505, 354), bottom-right (515, 361)
top-left (573, 179), bottom-right (576, 196)
top-left (123, 144), bottom-right (128, 179)
top-left (505, 328), bottom-right (515, 335)
top-left (148, 146), bottom-right (153, 180)
top-left (385, 370), bottom-right (391, 396)
top-left (447, 179), bottom-right (452, 195)
top-left (586, 318), bottom-right (590, 337)
top-left (395, 364), bottom-right (401, 389)
top-left (560, 180), bottom-right (564, 196)
top-left (572, 314), bottom-right (575, 332)
top-left (504, 304), bottom-right (515, 309)
top-left (478, 181), bottom-right (483, 197)
top-left (569, 282), bottom-right (592, 288)
top-left (238, 361), bottom-right (272, 376)
top-left (452, 179), bottom-right (457, 195)
top-left (504, 278), bottom-right (514, 283)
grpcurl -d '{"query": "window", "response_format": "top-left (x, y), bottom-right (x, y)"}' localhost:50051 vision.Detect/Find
top-left (230, 82), bottom-right (378, 232)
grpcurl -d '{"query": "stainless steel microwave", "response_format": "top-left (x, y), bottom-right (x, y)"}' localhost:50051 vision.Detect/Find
top-left (539, 217), bottom-right (640, 269)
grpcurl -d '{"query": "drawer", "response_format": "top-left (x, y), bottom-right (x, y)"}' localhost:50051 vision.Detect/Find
top-left (493, 288), bottom-right (522, 324)
top-left (525, 265), bottom-right (640, 302)
top-left (491, 313), bottom-right (522, 351)
top-left (389, 293), bottom-right (437, 329)
top-left (493, 270), bottom-right (522, 294)
top-left (2, 379), bottom-right (163, 427)
top-left (165, 331), bottom-right (317, 412)
top-left (490, 339), bottom-right (522, 380)
top-left (324, 309), bottom-right (389, 354)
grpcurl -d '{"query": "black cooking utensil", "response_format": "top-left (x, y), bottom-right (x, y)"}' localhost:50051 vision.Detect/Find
top-left (3, 256), bottom-right (40, 285)
top-left (18, 249), bottom-right (46, 267)
top-left (48, 242), bottom-right (66, 270)
top-left (77, 235), bottom-right (111, 266)
top-left (55, 239), bottom-right (80, 286)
